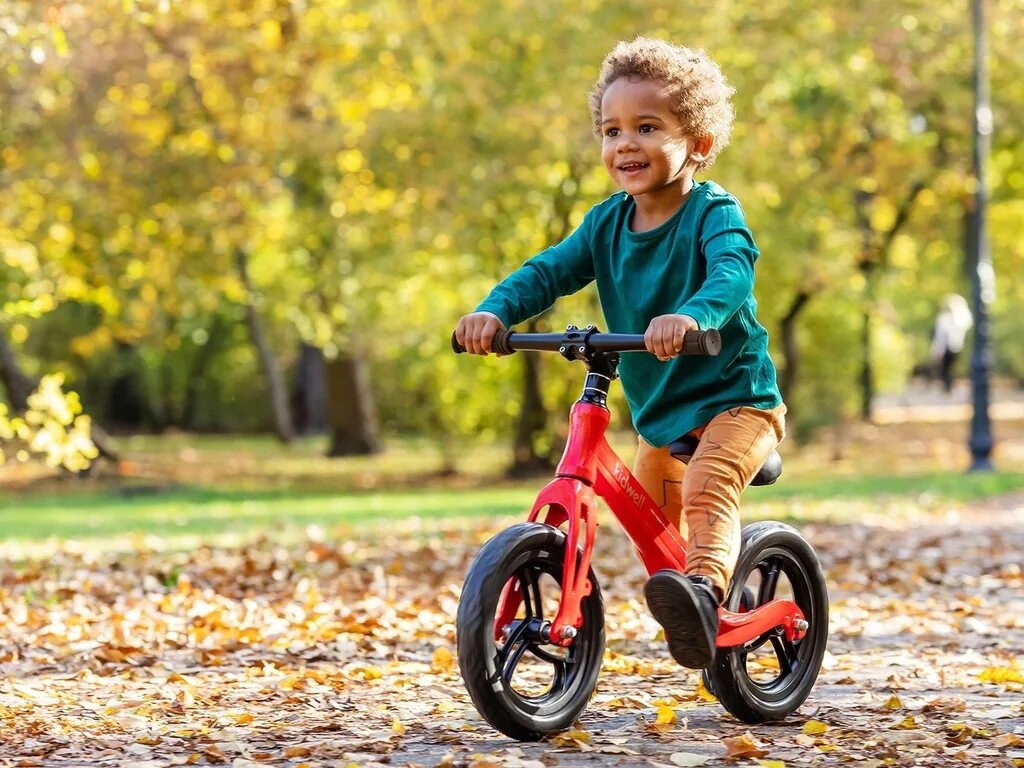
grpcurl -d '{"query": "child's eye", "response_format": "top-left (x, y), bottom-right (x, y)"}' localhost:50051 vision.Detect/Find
top-left (639, 124), bottom-right (656, 134)
top-left (604, 127), bottom-right (619, 137)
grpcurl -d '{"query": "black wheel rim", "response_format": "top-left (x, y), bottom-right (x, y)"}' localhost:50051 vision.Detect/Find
top-left (726, 547), bottom-right (820, 702)
top-left (494, 560), bottom-right (581, 704)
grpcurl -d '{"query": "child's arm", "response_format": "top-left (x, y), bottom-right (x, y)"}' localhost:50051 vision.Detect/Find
top-left (677, 196), bottom-right (759, 332)
top-left (459, 215), bottom-right (596, 354)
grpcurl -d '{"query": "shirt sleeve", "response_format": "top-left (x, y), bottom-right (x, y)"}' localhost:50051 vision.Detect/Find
top-left (676, 195), bottom-right (758, 330)
top-left (475, 214), bottom-right (596, 328)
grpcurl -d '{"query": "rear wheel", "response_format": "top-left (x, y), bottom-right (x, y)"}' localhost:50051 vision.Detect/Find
top-left (707, 522), bottom-right (829, 723)
top-left (456, 523), bottom-right (605, 741)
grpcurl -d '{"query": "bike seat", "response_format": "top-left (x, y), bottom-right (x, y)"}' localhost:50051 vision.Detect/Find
top-left (668, 434), bottom-right (782, 487)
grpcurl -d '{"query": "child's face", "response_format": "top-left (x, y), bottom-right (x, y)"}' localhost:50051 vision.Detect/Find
top-left (600, 78), bottom-right (697, 201)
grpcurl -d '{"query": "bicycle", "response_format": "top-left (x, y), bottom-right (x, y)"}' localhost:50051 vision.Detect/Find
top-left (451, 324), bottom-right (829, 741)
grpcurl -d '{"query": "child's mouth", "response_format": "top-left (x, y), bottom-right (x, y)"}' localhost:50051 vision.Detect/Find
top-left (618, 162), bottom-right (648, 175)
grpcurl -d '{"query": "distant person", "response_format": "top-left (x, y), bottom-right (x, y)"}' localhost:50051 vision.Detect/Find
top-left (455, 38), bottom-right (785, 670)
top-left (930, 293), bottom-right (973, 393)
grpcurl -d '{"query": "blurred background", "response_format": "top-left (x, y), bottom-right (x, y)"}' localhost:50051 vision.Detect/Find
top-left (1, 0), bottom-right (1023, 546)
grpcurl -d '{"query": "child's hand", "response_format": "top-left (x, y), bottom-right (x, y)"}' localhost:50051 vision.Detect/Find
top-left (455, 311), bottom-right (507, 355)
top-left (645, 314), bottom-right (700, 361)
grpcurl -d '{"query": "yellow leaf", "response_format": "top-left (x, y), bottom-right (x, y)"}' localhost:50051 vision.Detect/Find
top-left (360, 666), bottom-right (383, 680)
top-left (895, 715), bottom-right (918, 729)
top-left (978, 665), bottom-right (1024, 685)
top-left (431, 647), bottom-right (454, 672)
top-left (696, 677), bottom-right (717, 702)
top-left (883, 694), bottom-right (904, 710)
top-left (995, 733), bottom-right (1024, 748)
top-left (802, 720), bottom-right (828, 736)
top-left (279, 674), bottom-right (304, 690)
top-left (284, 746), bottom-right (312, 758)
top-left (235, 713), bottom-right (253, 725)
top-left (758, 761), bottom-right (787, 768)
top-left (467, 756), bottom-right (502, 768)
top-left (604, 695), bottom-right (648, 710)
top-left (723, 734), bottom-right (767, 760)
top-left (392, 717), bottom-right (406, 736)
top-left (550, 729), bottom-right (592, 748)
top-left (656, 706), bottom-right (677, 725)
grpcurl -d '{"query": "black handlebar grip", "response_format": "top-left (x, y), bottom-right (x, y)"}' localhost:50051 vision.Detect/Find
top-left (681, 329), bottom-right (722, 356)
top-left (450, 329), bottom-right (516, 355)
top-left (491, 330), bottom-right (515, 355)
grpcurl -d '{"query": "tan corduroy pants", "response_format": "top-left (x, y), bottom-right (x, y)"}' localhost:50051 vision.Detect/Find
top-left (632, 404), bottom-right (787, 599)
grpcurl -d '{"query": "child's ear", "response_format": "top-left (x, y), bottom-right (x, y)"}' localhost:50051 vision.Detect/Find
top-left (689, 136), bottom-right (715, 163)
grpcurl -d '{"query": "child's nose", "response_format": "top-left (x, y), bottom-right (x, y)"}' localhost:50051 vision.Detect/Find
top-left (617, 133), bottom-right (639, 150)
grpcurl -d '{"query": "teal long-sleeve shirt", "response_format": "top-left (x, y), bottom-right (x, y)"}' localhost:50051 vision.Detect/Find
top-left (476, 180), bottom-right (782, 447)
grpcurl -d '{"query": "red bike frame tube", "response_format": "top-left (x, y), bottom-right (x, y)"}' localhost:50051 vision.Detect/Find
top-left (496, 401), bottom-right (807, 648)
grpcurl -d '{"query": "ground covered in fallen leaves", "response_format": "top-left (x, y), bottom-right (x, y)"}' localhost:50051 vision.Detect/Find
top-left (2, 496), bottom-right (1023, 768)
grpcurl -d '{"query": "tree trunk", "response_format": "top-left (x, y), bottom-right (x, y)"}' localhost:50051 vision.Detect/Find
top-left (236, 248), bottom-right (295, 443)
top-left (0, 329), bottom-right (120, 461)
top-left (291, 343), bottom-right (328, 435)
top-left (324, 353), bottom-right (380, 456)
top-left (779, 290), bottom-right (811, 408)
top-left (859, 267), bottom-right (875, 423)
top-left (508, 317), bottom-right (554, 478)
top-left (0, 333), bottom-right (35, 411)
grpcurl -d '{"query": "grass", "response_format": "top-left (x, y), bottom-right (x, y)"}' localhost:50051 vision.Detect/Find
top-left (2, 467), bottom-right (1022, 548)
top-left (2, 414), bottom-right (1022, 554)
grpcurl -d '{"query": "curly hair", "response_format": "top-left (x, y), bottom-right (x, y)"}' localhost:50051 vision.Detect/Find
top-left (588, 37), bottom-right (736, 171)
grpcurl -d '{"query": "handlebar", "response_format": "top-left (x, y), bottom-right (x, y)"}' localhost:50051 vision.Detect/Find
top-left (451, 327), bottom-right (721, 357)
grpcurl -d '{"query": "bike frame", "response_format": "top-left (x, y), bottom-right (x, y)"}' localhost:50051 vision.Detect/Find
top-left (495, 400), bottom-right (808, 650)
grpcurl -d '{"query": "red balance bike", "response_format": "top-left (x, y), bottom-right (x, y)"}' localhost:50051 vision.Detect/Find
top-left (452, 325), bottom-right (828, 741)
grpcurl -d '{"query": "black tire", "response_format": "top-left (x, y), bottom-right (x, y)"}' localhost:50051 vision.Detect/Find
top-left (456, 522), bottom-right (605, 741)
top-left (700, 583), bottom-right (755, 696)
top-left (707, 521), bottom-right (829, 723)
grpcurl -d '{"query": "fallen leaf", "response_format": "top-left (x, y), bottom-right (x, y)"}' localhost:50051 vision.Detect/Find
top-left (669, 752), bottom-right (712, 767)
top-left (549, 729), bottom-right (592, 750)
top-left (599, 746), bottom-right (640, 756)
top-left (802, 720), bottom-right (828, 736)
top-left (978, 665), bottom-right (1024, 685)
top-left (431, 647), bottom-right (454, 673)
top-left (922, 695), bottom-right (966, 713)
top-left (883, 694), bottom-right (904, 710)
top-left (656, 706), bottom-right (677, 725)
top-left (723, 733), bottom-right (768, 760)
top-left (696, 678), bottom-right (717, 702)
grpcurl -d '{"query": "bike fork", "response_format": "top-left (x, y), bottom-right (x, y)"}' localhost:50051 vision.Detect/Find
top-left (493, 477), bottom-right (598, 648)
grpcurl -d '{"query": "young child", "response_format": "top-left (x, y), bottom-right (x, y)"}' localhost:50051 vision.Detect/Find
top-left (454, 37), bottom-right (786, 670)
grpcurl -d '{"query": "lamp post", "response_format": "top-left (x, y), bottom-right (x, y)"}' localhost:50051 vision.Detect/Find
top-left (968, 0), bottom-right (995, 471)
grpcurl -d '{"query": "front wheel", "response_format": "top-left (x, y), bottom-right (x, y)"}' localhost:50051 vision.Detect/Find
top-left (456, 523), bottom-right (605, 741)
top-left (707, 521), bottom-right (829, 723)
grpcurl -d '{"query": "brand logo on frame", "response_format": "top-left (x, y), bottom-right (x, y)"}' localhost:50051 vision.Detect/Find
top-left (612, 463), bottom-right (646, 508)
